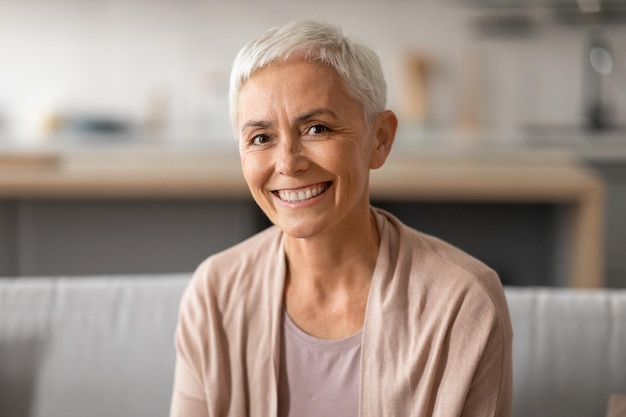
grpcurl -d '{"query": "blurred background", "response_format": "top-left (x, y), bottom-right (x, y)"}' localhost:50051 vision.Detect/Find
top-left (1, 0), bottom-right (625, 145)
top-left (1, 0), bottom-right (625, 287)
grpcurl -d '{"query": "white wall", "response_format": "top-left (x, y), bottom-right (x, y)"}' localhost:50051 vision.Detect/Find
top-left (1, 0), bottom-right (625, 145)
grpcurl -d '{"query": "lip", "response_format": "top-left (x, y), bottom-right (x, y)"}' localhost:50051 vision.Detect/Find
top-left (271, 181), bottom-right (332, 205)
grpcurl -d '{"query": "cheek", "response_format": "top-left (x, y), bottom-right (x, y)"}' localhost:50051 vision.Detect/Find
top-left (241, 154), bottom-right (269, 191)
top-left (322, 141), bottom-right (370, 176)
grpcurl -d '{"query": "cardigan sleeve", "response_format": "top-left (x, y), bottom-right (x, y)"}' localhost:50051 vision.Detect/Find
top-left (460, 295), bottom-right (513, 417)
top-left (170, 356), bottom-right (209, 417)
top-left (169, 268), bottom-right (211, 417)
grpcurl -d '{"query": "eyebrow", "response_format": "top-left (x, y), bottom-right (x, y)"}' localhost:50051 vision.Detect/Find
top-left (240, 108), bottom-right (338, 131)
top-left (295, 108), bottom-right (338, 123)
top-left (241, 120), bottom-right (273, 130)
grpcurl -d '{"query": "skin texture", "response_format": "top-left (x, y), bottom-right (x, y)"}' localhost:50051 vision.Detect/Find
top-left (237, 57), bottom-right (397, 339)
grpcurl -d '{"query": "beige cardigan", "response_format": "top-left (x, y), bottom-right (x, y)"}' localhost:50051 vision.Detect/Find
top-left (170, 208), bottom-right (513, 417)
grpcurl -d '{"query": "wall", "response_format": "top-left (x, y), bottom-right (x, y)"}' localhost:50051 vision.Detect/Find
top-left (1, 0), bottom-right (625, 146)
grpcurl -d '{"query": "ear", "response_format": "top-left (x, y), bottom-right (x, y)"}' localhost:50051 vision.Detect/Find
top-left (370, 110), bottom-right (398, 169)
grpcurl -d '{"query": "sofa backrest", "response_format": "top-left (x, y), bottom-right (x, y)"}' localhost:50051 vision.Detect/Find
top-left (1, 276), bottom-right (625, 417)
top-left (506, 287), bottom-right (626, 417)
top-left (0, 274), bottom-right (189, 417)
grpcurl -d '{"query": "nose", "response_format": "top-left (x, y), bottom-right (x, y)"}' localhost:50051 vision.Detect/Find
top-left (275, 133), bottom-right (308, 176)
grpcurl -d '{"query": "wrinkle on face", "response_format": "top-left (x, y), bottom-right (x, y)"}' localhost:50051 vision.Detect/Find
top-left (236, 58), bottom-right (379, 240)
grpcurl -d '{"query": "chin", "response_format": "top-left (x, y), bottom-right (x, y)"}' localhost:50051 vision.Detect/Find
top-left (275, 221), bottom-right (323, 240)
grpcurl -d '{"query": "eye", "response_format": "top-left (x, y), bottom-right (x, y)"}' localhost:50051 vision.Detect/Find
top-left (250, 133), bottom-right (271, 145)
top-left (306, 124), bottom-right (330, 135)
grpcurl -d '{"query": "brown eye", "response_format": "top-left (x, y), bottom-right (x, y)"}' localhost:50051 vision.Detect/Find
top-left (251, 134), bottom-right (271, 145)
top-left (307, 124), bottom-right (329, 135)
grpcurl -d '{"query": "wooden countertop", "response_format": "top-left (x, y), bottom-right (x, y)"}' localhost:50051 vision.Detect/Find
top-left (0, 145), bottom-right (603, 200)
top-left (0, 149), bottom-right (249, 199)
top-left (0, 145), bottom-right (606, 287)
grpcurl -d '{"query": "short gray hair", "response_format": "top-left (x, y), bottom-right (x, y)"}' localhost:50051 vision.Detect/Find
top-left (229, 21), bottom-right (387, 131)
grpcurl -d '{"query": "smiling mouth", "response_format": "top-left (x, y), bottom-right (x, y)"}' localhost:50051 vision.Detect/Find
top-left (273, 182), bottom-right (331, 203)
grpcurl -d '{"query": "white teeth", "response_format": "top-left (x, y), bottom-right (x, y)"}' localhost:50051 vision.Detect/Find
top-left (277, 183), bottom-right (328, 202)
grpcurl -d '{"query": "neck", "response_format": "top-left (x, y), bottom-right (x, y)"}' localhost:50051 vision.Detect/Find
top-left (281, 207), bottom-right (380, 339)
top-left (283, 208), bottom-right (380, 291)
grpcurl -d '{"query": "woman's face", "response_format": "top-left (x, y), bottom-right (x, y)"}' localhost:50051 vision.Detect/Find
top-left (237, 58), bottom-right (391, 240)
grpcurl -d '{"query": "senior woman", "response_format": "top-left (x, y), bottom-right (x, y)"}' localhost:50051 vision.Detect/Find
top-left (170, 21), bottom-right (512, 417)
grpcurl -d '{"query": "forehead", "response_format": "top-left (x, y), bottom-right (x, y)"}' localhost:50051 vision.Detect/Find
top-left (237, 59), bottom-right (359, 121)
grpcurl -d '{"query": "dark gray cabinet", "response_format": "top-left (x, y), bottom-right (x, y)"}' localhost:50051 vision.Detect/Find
top-left (0, 199), bottom-right (266, 277)
top-left (587, 161), bottom-right (626, 288)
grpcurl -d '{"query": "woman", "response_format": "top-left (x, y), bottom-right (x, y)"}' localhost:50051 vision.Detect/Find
top-left (170, 21), bottom-right (512, 417)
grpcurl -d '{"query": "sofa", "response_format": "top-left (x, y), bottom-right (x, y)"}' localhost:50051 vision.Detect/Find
top-left (1, 274), bottom-right (625, 417)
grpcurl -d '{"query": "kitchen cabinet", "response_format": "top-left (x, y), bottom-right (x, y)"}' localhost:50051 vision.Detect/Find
top-left (0, 199), bottom-right (264, 276)
top-left (587, 160), bottom-right (626, 288)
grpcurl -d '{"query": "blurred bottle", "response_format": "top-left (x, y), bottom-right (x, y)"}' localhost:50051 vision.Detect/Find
top-left (143, 88), bottom-right (170, 140)
top-left (584, 30), bottom-right (615, 131)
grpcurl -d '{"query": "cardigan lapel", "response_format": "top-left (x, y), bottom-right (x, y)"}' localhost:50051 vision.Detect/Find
top-left (360, 209), bottom-right (412, 417)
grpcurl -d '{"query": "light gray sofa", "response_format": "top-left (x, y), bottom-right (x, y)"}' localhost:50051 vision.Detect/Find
top-left (1, 274), bottom-right (625, 417)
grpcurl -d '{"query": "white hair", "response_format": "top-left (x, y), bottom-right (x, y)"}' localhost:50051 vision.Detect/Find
top-left (229, 21), bottom-right (387, 133)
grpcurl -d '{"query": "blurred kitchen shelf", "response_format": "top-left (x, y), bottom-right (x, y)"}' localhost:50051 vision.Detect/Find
top-left (0, 151), bottom-right (60, 170)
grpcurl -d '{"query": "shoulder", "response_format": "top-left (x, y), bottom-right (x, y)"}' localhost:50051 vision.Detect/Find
top-left (409, 224), bottom-right (501, 294)
top-left (375, 207), bottom-right (510, 324)
top-left (181, 225), bottom-right (283, 309)
top-left (199, 225), bottom-right (282, 276)
top-left (377, 207), bottom-right (494, 279)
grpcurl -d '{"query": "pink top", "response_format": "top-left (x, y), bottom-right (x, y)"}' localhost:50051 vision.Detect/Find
top-left (277, 311), bottom-right (362, 417)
